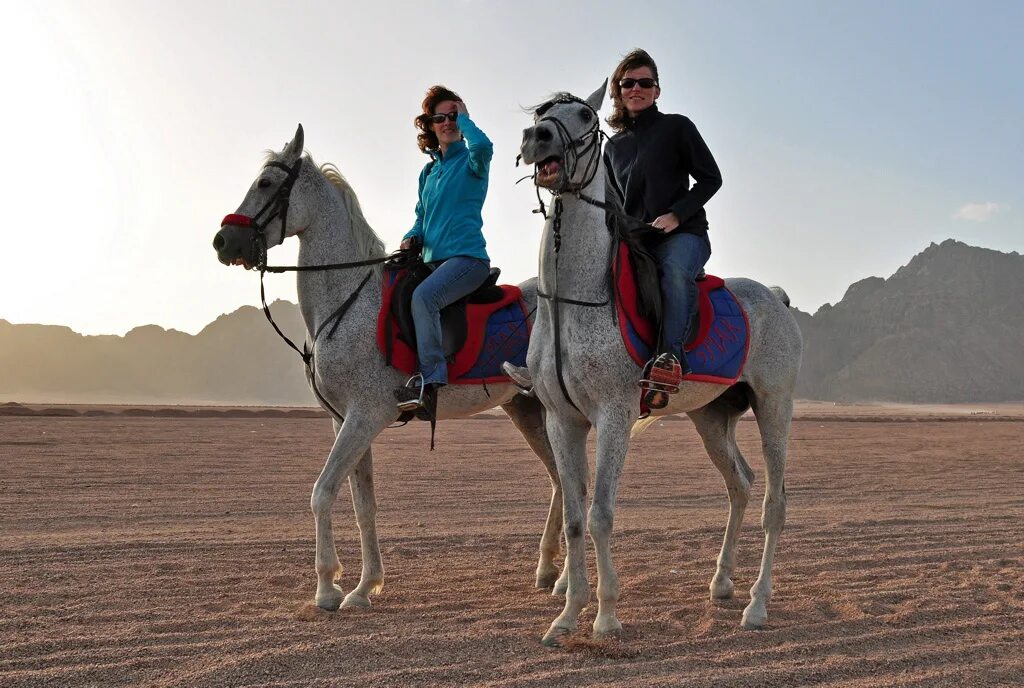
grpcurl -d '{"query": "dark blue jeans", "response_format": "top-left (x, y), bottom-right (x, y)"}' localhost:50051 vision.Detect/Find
top-left (650, 232), bottom-right (711, 361)
top-left (411, 256), bottom-right (491, 386)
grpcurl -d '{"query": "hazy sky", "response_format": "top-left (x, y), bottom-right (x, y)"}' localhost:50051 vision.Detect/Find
top-left (2, 1), bottom-right (1021, 336)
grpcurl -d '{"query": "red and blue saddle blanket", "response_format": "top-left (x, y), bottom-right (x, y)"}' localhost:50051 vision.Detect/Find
top-left (613, 243), bottom-right (749, 385)
top-left (375, 269), bottom-right (531, 384)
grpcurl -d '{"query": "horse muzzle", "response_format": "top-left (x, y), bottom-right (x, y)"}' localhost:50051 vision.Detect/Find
top-left (213, 223), bottom-right (259, 269)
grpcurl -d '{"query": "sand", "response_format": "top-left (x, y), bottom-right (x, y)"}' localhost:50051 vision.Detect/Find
top-left (1, 403), bottom-right (1022, 687)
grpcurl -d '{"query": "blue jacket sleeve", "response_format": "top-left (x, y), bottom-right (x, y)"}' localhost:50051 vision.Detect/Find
top-left (457, 113), bottom-right (493, 178)
top-left (403, 163), bottom-right (430, 241)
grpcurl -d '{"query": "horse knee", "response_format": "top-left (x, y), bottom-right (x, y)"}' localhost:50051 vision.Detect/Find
top-left (761, 492), bottom-right (786, 531)
top-left (564, 519), bottom-right (584, 541)
top-left (310, 484), bottom-right (336, 516)
top-left (587, 503), bottom-right (614, 539)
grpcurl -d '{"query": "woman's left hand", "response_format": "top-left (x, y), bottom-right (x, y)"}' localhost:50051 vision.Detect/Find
top-left (455, 100), bottom-right (469, 118)
top-left (651, 212), bottom-right (680, 233)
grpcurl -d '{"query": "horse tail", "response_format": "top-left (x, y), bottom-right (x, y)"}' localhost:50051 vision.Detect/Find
top-left (630, 415), bottom-right (659, 438)
top-left (769, 286), bottom-right (791, 307)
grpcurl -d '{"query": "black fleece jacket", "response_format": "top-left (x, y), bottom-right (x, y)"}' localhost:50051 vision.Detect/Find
top-left (604, 104), bottom-right (722, 243)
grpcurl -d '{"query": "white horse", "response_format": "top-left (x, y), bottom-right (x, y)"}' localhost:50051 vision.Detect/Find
top-left (213, 125), bottom-right (565, 610)
top-left (517, 85), bottom-right (803, 645)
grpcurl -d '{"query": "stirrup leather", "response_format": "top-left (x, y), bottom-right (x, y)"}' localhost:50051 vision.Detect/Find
top-left (639, 353), bottom-right (683, 395)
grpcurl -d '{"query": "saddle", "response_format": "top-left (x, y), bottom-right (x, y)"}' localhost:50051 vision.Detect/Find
top-left (377, 249), bottom-right (529, 383)
top-left (612, 241), bottom-right (749, 385)
top-left (386, 258), bottom-right (504, 360)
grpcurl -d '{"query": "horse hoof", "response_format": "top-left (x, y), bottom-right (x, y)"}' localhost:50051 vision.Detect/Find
top-left (341, 592), bottom-right (372, 609)
top-left (315, 584), bottom-right (343, 611)
top-left (536, 569), bottom-right (560, 590)
top-left (593, 620), bottom-right (622, 641)
top-left (541, 625), bottom-right (572, 648)
top-left (710, 578), bottom-right (734, 600)
top-left (741, 605), bottom-right (767, 630)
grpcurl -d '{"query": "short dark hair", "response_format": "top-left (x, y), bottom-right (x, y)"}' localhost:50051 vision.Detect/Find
top-left (414, 85), bottom-right (463, 154)
top-left (607, 49), bottom-right (660, 133)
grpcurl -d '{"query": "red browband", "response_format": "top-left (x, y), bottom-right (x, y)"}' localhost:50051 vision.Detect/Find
top-left (221, 214), bottom-right (253, 227)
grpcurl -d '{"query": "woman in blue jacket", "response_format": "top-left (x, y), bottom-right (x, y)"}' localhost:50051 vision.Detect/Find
top-left (395, 86), bottom-right (492, 417)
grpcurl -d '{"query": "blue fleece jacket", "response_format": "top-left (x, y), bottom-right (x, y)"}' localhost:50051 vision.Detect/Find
top-left (403, 113), bottom-right (491, 263)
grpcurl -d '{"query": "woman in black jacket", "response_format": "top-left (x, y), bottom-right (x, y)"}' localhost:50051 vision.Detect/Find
top-left (604, 49), bottom-right (722, 408)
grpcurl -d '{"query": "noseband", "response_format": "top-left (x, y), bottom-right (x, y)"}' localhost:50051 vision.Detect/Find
top-left (221, 157), bottom-right (303, 271)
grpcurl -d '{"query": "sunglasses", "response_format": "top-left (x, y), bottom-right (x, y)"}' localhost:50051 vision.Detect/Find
top-left (618, 77), bottom-right (658, 90)
top-left (426, 112), bottom-right (459, 124)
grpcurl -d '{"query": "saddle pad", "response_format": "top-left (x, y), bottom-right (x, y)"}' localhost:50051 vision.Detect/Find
top-left (376, 270), bottom-right (531, 384)
top-left (613, 242), bottom-right (749, 385)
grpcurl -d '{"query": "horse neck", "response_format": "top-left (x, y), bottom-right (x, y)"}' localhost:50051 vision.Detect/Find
top-left (295, 178), bottom-right (384, 337)
top-left (539, 166), bottom-right (612, 303)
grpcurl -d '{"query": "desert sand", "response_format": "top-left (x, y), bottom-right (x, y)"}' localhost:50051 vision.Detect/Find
top-left (1, 402), bottom-right (1022, 687)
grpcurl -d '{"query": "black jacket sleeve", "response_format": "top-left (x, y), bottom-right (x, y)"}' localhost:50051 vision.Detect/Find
top-left (669, 117), bottom-right (722, 225)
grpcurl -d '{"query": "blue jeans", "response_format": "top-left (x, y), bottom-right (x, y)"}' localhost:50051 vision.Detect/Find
top-left (411, 256), bottom-right (491, 386)
top-left (650, 232), bottom-right (711, 361)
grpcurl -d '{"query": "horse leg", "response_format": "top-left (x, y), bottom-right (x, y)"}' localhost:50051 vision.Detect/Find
top-left (311, 412), bottom-right (388, 611)
top-left (340, 447), bottom-right (384, 608)
top-left (743, 393), bottom-right (792, 629)
top-left (541, 412), bottom-right (591, 647)
top-left (589, 403), bottom-right (633, 640)
top-left (689, 401), bottom-right (755, 601)
top-left (502, 395), bottom-right (563, 590)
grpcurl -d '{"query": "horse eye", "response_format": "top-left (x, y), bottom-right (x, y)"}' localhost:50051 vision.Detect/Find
top-left (580, 110), bottom-right (592, 122)
top-left (258, 178), bottom-right (271, 189)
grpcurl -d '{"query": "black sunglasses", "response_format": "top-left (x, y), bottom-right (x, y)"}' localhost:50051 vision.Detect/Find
top-left (619, 77), bottom-right (658, 90)
top-left (426, 112), bottom-right (459, 124)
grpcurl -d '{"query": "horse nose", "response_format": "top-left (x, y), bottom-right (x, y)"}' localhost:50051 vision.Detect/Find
top-left (212, 231), bottom-right (226, 252)
top-left (522, 126), bottom-right (553, 144)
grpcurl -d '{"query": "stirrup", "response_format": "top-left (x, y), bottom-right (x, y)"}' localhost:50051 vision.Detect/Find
top-left (502, 362), bottom-right (535, 397)
top-left (395, 373), bottom-right (426, 412)
top-left (639, 353), bottom-right (682, 395)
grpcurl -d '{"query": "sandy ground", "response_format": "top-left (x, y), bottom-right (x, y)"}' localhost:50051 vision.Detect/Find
top-left (1, 403), bottom-right (1022, 687)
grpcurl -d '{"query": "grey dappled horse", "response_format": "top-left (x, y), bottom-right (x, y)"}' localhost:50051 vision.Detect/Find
top-left (213, 126), bottom-right (564, 611)
top-left (518, 85), bottom-right (803, 645)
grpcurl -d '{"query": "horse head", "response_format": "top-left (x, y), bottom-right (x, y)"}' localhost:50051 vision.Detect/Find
top-left (213, 124), bottom-right (310, 269)
top-left (520, 80), bottom-right (607, 192)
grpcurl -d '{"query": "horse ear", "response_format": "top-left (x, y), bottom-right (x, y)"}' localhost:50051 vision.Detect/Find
top-left (283, 124), bottom-right (304, 162)
top-left (585, 79), bottom-right (608, 112)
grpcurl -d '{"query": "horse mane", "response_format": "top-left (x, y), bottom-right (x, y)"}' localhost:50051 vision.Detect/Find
top-left (264, 151), bottom-right (388, 274)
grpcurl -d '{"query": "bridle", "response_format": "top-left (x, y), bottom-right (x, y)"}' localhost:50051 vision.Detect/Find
top-left (221, 158), bottom-right (304, 272)
top-left (219, 157), bottom-right (391, 424)
top-left (520, 95), bottom-right (614, 413)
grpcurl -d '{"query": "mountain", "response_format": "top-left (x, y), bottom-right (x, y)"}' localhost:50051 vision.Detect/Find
top-left (2, 240), bottom-right (1022, 405)
top-left (794, 239), bottom-right (1024, 402)
top-left (0, 301), bottom-right (314, 405)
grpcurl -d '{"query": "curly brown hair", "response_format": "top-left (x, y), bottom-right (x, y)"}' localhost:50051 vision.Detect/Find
top-left (414, 85), bottom-right (464, 154)
top-left (606, 49), bottom-right (660, 133)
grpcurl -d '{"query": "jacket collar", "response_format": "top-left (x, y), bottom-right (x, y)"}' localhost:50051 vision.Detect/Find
top-left (628, 103), bottom-right (661, 131)
top-left (431, 139), bottom-right (467, 162)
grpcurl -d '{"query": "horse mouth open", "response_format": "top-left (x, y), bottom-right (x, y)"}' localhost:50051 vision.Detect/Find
top-left (536, 155), bottom-right (562, 188)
